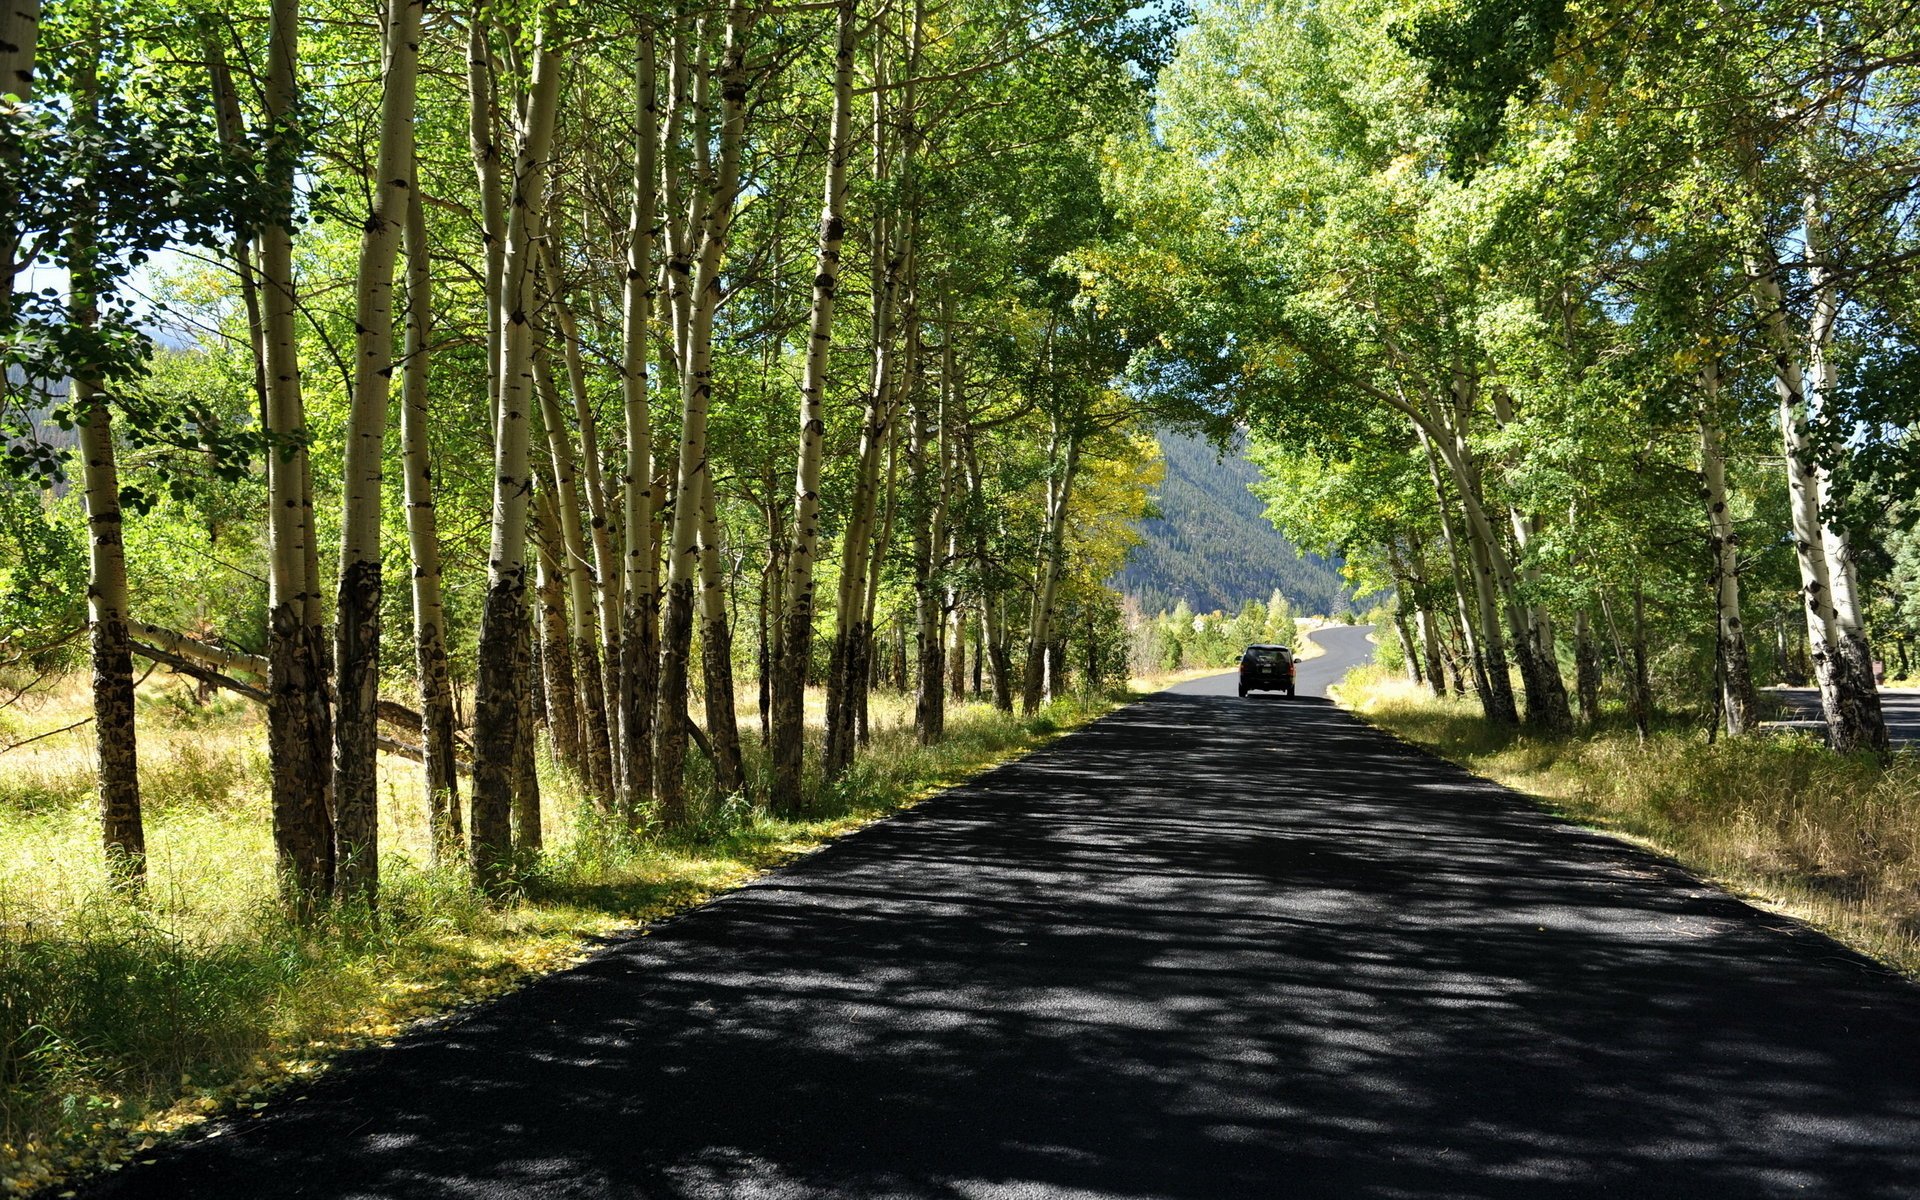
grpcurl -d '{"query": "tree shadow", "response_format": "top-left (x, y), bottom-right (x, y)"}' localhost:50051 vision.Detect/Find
top-left (78, 692), bottom-right (1920, 1200)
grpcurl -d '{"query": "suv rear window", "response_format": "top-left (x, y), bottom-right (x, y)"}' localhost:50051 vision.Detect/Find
top-left (1246, 648), bottom-right (1287, 666)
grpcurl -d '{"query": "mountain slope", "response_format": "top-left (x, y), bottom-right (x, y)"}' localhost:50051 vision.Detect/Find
top-left (1112, 430), bottom-right (1352, 617)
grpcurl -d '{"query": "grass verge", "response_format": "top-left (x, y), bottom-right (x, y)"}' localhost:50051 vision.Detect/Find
top-left (0, 681), bottom-right (1122, 1196)
top-left (1338, 667), bottom-right (1920, 978)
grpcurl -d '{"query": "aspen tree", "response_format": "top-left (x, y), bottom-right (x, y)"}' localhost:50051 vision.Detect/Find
top-left (533, 345), bottom-right (614, 804)
top-left (261, 0), bottom-right (334, 906)
top-left (962, 425), bottom-right (1013, 710)
top-left (533, 487), bottom-right (582, 768)
top-left (696, 465), bottom-right (744, 794)
top-left (1021, 424), bottom-right (1080, 712)
top-left (334, 0), bottom-right (425, 904)
top-left (1696, 362), bottom-right (1757, 736)
top-left (911, 309), bottom-right (952, 743)
top-left (656, 0), bottom-right (754, 822)
top-left (771, 0), bottom-right (856, 813)
top-left (543, 236), bottom-right (625, 795)
top-left (466, 7), bottom-right (506, 421)
top-left (619, 21), bottom-right (661, 820)
top-left (398, 169), bottom-right (462, 857)
top-left (69, 19), bottom-right (143, 884)
top-left (0, 0), bottom-right (38, 333)
top-left (472, 7), bottom-right (562, 891)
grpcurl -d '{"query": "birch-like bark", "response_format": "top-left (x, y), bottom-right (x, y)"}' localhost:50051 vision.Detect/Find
top-left (70, 38), bottom-right (143, 881)
top-left (1021, 427), bottom-right (1080, 713)
top-left (0, 0), bottom-right (35, 103)
top-left (771, 0), bottom-right (856, 813)
top-left (1483, 386), bottom-right (1571, 731)
top-left (533, 487), bottom-right (581, 769)
top-left (472, 9), bottom-right (561, 891)
top-left (399, 170), bottom-right (462, 858)
top-left (826, 19), bottom-right (915, 771)
top-left (261, 0), bottom-right (333, 907)
top-left (511, 611), bottom-right (541, 858)
top-left (1573, 607), bottom-right (1602, 725)
top-left (333, 0), bottom-right (424, 904)
top-left (533, 345), bottom-right (614, 805)
top-left (697, 465), bottom-right (745, 794)
top-left (542, 236), bottom-right (625, 794)
top-left (0, 0), bottom-right (37, 341)
top-left (962, 427), bottom-right (1013, 711)
top-left (467, 8), bottom-right (506, 424)
top-left (1405, 529), bottom-right (1446, 696)
top-left (913, 307), bottom-right (952, 742)
top-left (1696, 364), bottom-right (1757, 736)
top-left (1748, 257), bottom-right (1869, 747)
top-left (1420, 431), bottom-right (1507, 722)
top-left (1801, 243), bottom-right (1888, 752)
top-left (618, 22), bottom-right (660, 820)
top-left (656, 0), bottom-right (753, 822)
top-left (857, 408), bottom-right (902, 746)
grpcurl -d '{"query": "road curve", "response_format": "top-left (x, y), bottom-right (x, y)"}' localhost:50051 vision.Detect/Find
top-left (1170, 622), bottom-right (1378, 699)
top-left (78, 630), bottom-right (1920, 1199)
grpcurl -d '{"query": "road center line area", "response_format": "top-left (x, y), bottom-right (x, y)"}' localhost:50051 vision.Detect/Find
top-left (84, 636), bottom-right (1920, 1199)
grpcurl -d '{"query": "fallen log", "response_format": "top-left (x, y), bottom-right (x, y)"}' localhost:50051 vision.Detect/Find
top-left (133, 640), bottom-right (474, 774)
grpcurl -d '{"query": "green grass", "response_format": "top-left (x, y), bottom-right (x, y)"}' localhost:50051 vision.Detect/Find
top-left (0, 679), bottom-right (1117, 1195)
top-left (1340, 667), bottom-right (1920, 978)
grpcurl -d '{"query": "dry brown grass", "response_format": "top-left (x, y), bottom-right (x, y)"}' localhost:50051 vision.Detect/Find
top-left (1340, 668), bottom-right (1920, 977)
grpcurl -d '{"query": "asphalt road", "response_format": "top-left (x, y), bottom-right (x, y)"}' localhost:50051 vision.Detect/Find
top-left (78, 626), bottom-right (1920, 1199)
top-left (1770, 686), bottom-right (1920, 747)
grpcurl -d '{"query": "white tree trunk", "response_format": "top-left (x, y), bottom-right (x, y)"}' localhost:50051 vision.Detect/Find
top-left (334, 0), bottom-right (424, 905)
top-left (471, 9), bottom-right (562, 891)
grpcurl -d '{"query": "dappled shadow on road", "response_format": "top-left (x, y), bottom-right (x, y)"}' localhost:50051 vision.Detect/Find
top-left (84, 695), bottom-right (1920, 1200)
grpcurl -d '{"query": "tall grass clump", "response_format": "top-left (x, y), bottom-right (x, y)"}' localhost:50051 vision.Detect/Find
top-left (1342, 667), bottom-right (1920, 974)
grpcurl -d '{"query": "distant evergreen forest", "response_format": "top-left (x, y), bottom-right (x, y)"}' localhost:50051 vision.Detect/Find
top-left (1114, 431), bottom-right (1354, 617)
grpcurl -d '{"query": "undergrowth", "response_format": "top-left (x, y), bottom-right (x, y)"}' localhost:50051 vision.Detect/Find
top-left (0, 679), bottom-right (1118, 1195)
top-left (1340, 667), bottom-right (1920, 977)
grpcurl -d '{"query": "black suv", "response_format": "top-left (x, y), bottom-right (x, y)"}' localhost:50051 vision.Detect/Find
top-left (1238, 644), bottom-right (1295, 697)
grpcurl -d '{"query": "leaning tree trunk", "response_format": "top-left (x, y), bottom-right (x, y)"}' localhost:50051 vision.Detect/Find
top-left (543, 235), bottom-right (626, 796)
top-left (1746, 223), bottom-right (1886, 753)
top-left (399, 170), bottom-right (462, 859)
top-left (260, 0), bottom-right (333, 908)
top-left (333, 0), bottom-right (424, 904)
top-left (471, 8), bottom-right (561, 892)
top-left (1421, 426), bottom-right (1516, 725)
top-left (1802, 305), bottom-right (1888, 751)
top-left (1696, 366), bottom-right (1757, 737)
top-left (533, 346), bottom-right (613, 806)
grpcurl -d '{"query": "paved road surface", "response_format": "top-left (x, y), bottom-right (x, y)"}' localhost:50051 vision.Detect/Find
top-left (80, 626), bottom-right (1920, 1199)
top-left (1175, 623), bottom-right (1379, 701)
top-left (1771, 687), bottom-right (1920, 747)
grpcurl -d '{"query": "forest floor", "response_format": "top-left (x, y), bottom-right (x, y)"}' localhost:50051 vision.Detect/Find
top-left (0, 670), bottom-right (1191, 1197)
top-left (1338, 668), bottom-right (1920, 980)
